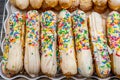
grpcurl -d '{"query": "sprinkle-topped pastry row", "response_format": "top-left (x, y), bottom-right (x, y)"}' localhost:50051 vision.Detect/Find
top-left (2, 10), bottom-right (120, 78)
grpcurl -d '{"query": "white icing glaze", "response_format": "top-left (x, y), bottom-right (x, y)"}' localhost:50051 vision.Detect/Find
top-left (25, 46), bottom-right (40, 77)
top-left (77, 50), bottom-right (93, 77)
top-left (7, 43), bottom-right (23, 73)
top-left (113, 51), bottom-right (120, 75)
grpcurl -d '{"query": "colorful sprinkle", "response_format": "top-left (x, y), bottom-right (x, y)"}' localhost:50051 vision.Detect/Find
top-left (9, 12), bottom-right (25, 44)
top-left (72, 10), bottom-right (90, 52)
top-left (107, 11), bottom-right (120, 57)
top-left (58, 10), bottom-right (74, 53)
top-left (26, 10), bottom-right (40, 47)
top-left (41, 11), bottom-right (57, 57)
top-left (89, 12), bottom-right (111, 75)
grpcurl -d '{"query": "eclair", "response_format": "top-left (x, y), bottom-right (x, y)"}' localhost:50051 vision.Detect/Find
top-left (107, 11), bottom-right (120, 77)
top-left (57, 10), bottom-right (77, 77)
top-left (24, 10), bottom-right (40, 77)
top-left (72, 10), bottom-right (93, 77)
top-left (2, 12), bottom-right (25, 77)
top-left (89, 12), bottom-right (111, 78)
top-left (40, 11), bottom-right (57, 77)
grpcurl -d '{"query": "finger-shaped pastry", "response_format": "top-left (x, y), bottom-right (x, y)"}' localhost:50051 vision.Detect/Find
top-left (2, 19), bottom-right (11, 78)
top-left (72, 10), bottom-right (93, 77)
top-left (79, 0), bottom-right (93, 12)
top-left (30, 0), bottom-right (43, 9)
top-left (45, 0), bottom-right (58, 8)
top-left (107, 11), bottom-right (120, 76)
top-left (58, 10), bottom-right (77, 77)
top-left (24, 10), bottom-right (40, 77)
top-left (68, 0), bottom-right (80, 12)
top-left (3, 12), bottom-right (25, 77)
top-left (108, 0), bottom-right (120, 10)
top-left (89, 12), bottom-right (111, 78)
top-left (16, 0), bottom-right (29, 10)
top-left (40, 11), bottom-right (57, 76)
top-left (59, 0), bottom-right (72, 9)
top-left (93, 0), bottom-right (108, 6)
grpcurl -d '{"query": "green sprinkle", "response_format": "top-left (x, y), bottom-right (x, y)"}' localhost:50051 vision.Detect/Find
top-left (98, 38), bottom-right (101, 42)
top-left (77, 34), bottom-right (81, 39)
top-left (101, 51), bottom-right (104, 56)
top-left (56, 50), bottom-right (59, 56)
top-left (78, 23), bottom-right (81, 26)
top-left (100, 66), bottom-right (104, 68)
top-left (106, 63), bottom-right (111, 68)
top-left (50, 54), bottom-right (52, 56)
top-left (15, 36), bottom-right (19, 39)
top-left (118, 45), bottom-right (120, 48)
top-left (12, 65), bottom-right (14, 68)
top-left (84, 30), bottom-right (87, 34)
top-left (88, 66), bottom-right (91, 70)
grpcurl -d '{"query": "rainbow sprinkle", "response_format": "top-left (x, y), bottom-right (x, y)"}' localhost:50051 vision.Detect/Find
top-left (72, 10), bottom-right (90, 53)
top-left (41, 11), bottom-right (57, 57)
top-left (26, 10), bottom-right (40, 47)
top-left (3, 12), bottom-right (25, 60)
top-left (107, 11), bottom-right (120, 56)
top-left (58, 10), bottom-right (74, 53)
top-left (2, 12), bottom-right (25, 76)
top-left (92, 31), bottom-right (111, 75)
top-left (89, 12), bottom-right (111, 76)
top-left (9, 12), bottom-right (25, 44)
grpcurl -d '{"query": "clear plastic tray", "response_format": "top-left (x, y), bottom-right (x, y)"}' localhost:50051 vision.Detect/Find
top-left (0, 0), bottom-right (119, 80)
